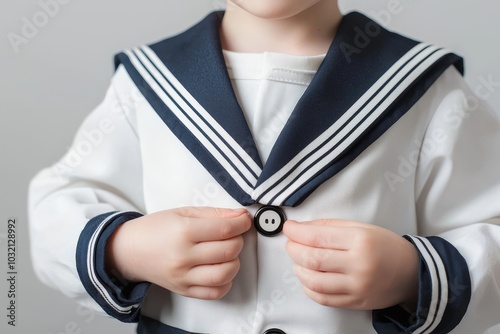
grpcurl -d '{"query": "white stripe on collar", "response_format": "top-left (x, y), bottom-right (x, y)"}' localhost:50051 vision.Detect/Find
top-left (124, 46), bottom-right (262, 196)
top-left (252, 43), bottom-right (449, 205)
top-left (118, 42), bottom-right (454, 206)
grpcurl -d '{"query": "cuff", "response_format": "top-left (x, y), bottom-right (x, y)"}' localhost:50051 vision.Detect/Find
top-left (372, 235), bottom-right (471, 334)
top-left (76, 211), bottom-right (150, 323)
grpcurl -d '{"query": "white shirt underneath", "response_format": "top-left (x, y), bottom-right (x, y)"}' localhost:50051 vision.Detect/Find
top-left (223, 50), bottom-right (326, 164)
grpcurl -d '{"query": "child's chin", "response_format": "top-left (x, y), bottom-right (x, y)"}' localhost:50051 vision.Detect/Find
top-left (227, 0), bottom-right (326, 20)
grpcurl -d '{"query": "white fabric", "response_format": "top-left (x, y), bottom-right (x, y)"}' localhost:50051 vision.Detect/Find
top-left (223, 49), bottom-right (325, 164)
top-left (28, 55), bottom-right (500, 333)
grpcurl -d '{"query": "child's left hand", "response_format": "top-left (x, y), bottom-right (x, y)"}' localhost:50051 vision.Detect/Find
top-left (283, 219), bottom-right (419, 311)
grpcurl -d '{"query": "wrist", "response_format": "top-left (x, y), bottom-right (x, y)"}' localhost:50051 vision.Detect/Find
top-left (397, 239), bottom-right (419, 312)
top-left (105, 217), bottom-right (143, 283)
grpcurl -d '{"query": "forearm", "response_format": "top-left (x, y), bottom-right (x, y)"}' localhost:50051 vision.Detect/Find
top-left (29, 67), bottom-right (147, 319)
top-left (28, 169), bottom-right (143, 313)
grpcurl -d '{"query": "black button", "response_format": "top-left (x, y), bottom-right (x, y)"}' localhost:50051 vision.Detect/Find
top-left (263, 329), bottom-right (286, 334)
top-left (254, 206), bottom-right (286, 237)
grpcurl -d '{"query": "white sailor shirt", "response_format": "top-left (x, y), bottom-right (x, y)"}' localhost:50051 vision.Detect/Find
top-left (28, 11), bottom-right (500, 334)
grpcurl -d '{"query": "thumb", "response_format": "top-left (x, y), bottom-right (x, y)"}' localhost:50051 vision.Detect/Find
top-left (175, 206), bottom-right (248, 219)
top-left (297, 219), bottom-right (364, 228)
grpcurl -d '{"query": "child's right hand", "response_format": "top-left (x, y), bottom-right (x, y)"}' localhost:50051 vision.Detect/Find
top-left (106, 207), bottom-right (252, 300)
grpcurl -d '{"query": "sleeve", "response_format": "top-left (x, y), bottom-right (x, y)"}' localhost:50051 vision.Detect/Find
top-left (373, 67), bottom-right (500, 333)
top-left (28, 65), bottom-right (150, 322)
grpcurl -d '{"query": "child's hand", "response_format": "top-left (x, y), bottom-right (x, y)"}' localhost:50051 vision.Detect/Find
top-left (106, 207), bottom-right (252, 300)
top-left (283, 219), bottom-right (419, 311)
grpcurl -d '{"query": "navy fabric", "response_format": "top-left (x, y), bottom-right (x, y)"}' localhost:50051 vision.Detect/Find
top-left (372, 236), bottom-right (471, 333)
top-left (115, 11), bottom-right (463, 208)
top-left (146, 12), bottom-right (261, 169)
top-left (258, 13), bottom-right (463, 206)
top-left (114, 49), bottom-right (256, 206)
top-left (76, 211), bottom-right (150, 322)
top-left (74, 11), bottom-right (472, 333)
top-left (424, 237), bottom-right (471, 334)
top-left (137, 315), bottom-right (203, 334)
top-left (281, 50), bottom-right (462, 207)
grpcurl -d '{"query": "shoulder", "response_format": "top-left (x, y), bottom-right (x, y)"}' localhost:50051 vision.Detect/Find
top-left (338, 12), bottom-right (464, 77)
top-left (113, 11), bottom-right (222, 71)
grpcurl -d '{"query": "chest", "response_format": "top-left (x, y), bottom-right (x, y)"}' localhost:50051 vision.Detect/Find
top-left (134, 97), bottom-right (426, 235)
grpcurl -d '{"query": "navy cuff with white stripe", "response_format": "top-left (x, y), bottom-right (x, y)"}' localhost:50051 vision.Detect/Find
top-left (372, 236), bottom-right (471, 333)
top-left (76, 211), bottom-right (150, 323)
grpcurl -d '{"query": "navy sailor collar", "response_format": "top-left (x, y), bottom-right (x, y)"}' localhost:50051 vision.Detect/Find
top-left (114, 11), bottom-right (463, 207)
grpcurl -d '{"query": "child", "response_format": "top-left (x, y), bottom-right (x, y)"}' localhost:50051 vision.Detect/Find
top-left (29, 1), bottom-right (500, 333)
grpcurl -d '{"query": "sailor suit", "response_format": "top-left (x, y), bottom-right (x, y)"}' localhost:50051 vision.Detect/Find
top-left (28, 11), bottom-right (500, 334)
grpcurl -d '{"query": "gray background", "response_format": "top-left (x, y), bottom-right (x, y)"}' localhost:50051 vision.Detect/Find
top-left (1, 0), bottom-right (499, 333)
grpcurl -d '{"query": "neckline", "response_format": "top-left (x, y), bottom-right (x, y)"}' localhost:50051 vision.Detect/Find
top-left (222, 50), bottom-right (326, 84)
